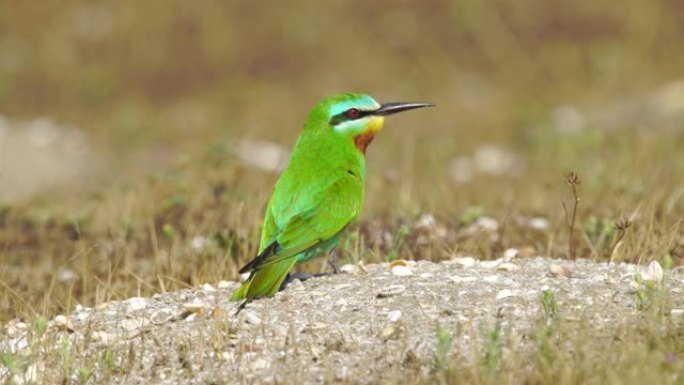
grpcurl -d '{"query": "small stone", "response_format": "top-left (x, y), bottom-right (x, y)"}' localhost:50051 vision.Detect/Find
top-left (549, 264), bottom-right (573, 277)
top-left (53, 315), bottom-right (74, 331)
top-left (482, 275), bottom-right (499, 283)
top-left (190, 236), bottom-right (208, 252)
top-left (496, 289), bottom-right (515, 300)
top-left (244, 311), bottom-right (262, 325)
top-left (498, 262), bottom-right (519, 272)
top-left (528, 217), bottom-right (550, 231)
top-left (414, 214), bottom-right (436, 230)
top-left (475, 216), bottom-right (499, 231)
top-left (377, 285), bottom-right (406, 298)
top-left (340, 264), bottom-right (358, 274)
top-left (5, 321), bottom-right (27, 339)
top-left (202, 283), bottom-right (216, 292)
top-left (671, 309), bottom-right (684, 316)
top-left (217, 280), bottom-right (232, 289)
top-left (56, 268), bottom-right (78, 283)
top-left (126, 297), bottom-right (148, 311)
top-left (74, 311), bottom-right (90, 322)
top-left (449, 275), bottom-right (478, 283)
top-left (391, 265), bottom-right (413, 276)
top-left (387, 310), bottom-right (402, 323)
top-left (639, 261), bottom-right (664, 284)
top-left (240, 273), bottom-right (251, 282)
top-left (183, 301), bottom-right (206, 314)
top-left (451, 256), bottom-right (476, 267)
top-left (502, 248), bottom-right (519, 261)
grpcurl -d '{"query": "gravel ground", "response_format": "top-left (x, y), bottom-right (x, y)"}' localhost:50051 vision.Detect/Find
top-left (2, 257), bottom-right (684, 384)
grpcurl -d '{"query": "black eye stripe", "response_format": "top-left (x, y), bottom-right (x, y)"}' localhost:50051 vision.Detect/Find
top-left (329, 109), bottom-right (372, 125)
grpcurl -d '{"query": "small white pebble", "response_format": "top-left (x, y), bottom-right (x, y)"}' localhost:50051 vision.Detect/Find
top-left (476, 217), bottom-right (499, 231)
top-left (391, 265), bottom-right (413, 276)
top-left (496, 289), bottom-right (515, 300)
top-left (528, 217), bottom-right (549, 230)
top-left (56, 268), bottom-right (78, 283)
top-left (244, 311), bottom-right (262, 325)
top-left (126, 297), bottom-right (148, 311)
top-left (639, 261), bottom-right (664, 284)
top-left (502, 248), bottom-right (519, 261)
top-left (240, 273), bottom-right (251, 282)
top-left (498, 262), bottom-right (519, 272)
top-left (483, 275), bottom-right (499, 283)
top-left (201, 283), bottom-right (216, 292)
top-left (217, 280), bottom-right (232, 289)
top-left (449, 275), bottom-right (478, 283)
top-left (11, 321), bottom-right (28, 331)
top-left (451, 256), bottom-right (476, 267)
top-left (75, 311), bottom-right (90, 322)
top-left (54, 315), bottom-right (69, 327)
top-left (190, 236), bottom-right (207, 251)
top-left (414, 213), bottom-right (436, 229)
top-left (387, 310), bottom-right (402, 323)
top-left (340, 264), bottom-right (358, 274)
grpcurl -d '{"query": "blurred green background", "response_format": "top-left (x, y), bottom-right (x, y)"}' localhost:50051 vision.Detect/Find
top-left (1, 0), bottom-right (683, 319)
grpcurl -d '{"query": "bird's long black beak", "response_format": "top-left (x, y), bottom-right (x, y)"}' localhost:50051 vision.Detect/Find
top-left (373, 102), bottom-right (435, 116)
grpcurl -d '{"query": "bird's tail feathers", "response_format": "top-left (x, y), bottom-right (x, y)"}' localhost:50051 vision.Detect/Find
top-left (247, 259), bottom-right (297, 299)
top-left (229, 258), bottom-right (296, 302)
top-left (229, 275), bottom-right (252, 301)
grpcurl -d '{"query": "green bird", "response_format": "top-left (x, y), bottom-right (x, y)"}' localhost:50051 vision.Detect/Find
top-left (231, 93), bottom-right (433, 309)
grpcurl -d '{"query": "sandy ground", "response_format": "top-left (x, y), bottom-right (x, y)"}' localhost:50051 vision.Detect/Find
top-left (2, 257), bottom-right (683, 384)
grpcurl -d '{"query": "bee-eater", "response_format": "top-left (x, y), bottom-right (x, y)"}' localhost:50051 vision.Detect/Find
top-left (231, 93), bottom-right (433, 309)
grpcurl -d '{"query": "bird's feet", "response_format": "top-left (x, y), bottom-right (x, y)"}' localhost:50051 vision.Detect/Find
top-left (279, 272), bottom-right (313, 291)
top-left (279, 270), bottom-right (346, 291)
top-left (328, 247), bottom-right (341, 274)
top-left (277, 249), bottom-right (345, 292)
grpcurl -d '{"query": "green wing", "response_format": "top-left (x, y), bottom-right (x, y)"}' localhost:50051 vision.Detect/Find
top-left (244, 172), bottom-right (363, 273)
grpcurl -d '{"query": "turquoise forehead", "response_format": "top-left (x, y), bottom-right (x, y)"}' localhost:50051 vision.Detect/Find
top-left (322, 93), bottom-right (381, 116)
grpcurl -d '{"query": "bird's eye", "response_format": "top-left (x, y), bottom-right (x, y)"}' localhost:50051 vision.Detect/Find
top-left (346, 108), bottom-right (361, 119)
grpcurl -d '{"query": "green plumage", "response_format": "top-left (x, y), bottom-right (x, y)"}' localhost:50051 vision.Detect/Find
top-left (230, 93), bottom-right (432, 305)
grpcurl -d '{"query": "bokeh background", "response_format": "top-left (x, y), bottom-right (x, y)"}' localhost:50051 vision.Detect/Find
top-left (1, 0), bottom-right (683, 319)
